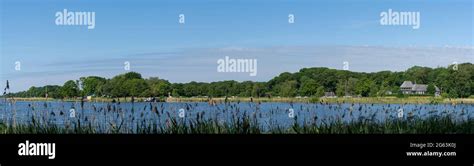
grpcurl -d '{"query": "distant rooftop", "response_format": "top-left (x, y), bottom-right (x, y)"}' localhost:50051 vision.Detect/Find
top-left (400, 81), bottom-right (414, 88)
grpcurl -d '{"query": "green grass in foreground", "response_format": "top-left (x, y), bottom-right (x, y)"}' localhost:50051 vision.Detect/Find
top-left (1, 116), bottom-right (472, 134)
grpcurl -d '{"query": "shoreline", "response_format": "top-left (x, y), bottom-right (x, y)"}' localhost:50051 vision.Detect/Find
top-left (4, 96), bottom-right (474, 104)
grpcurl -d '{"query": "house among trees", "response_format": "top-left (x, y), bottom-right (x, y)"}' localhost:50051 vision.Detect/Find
top-left (323, 92), bottom-right (337, 98)
top-left (400, 81), bottom-right (441, 96)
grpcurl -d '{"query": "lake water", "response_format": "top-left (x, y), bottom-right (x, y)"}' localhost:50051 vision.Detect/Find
top-left (0, 101), bottom-right (472, 132)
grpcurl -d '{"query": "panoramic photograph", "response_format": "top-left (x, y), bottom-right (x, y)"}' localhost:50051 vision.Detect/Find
top-left (0, 0), bottom-right (472, 164)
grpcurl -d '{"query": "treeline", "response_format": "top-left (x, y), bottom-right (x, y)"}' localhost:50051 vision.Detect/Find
top-left (4, 63), bottom-right (474, 99)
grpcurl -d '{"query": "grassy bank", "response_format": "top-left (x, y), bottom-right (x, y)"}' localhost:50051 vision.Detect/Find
top-left (1, 116), bottom-right (472, 134)
top-left (167, 96), bottom-right (474, 104)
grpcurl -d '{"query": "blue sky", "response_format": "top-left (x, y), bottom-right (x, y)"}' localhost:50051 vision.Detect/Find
top-left (1, 0), bottom-right (473, 92)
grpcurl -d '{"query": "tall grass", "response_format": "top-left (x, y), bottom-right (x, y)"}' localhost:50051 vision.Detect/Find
top-left (1, 115), bottom-right (472, 134)
top-left (289, 116), bottom-right (474, 134)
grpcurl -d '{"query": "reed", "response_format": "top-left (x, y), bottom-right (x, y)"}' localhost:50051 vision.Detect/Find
top-left (1, 115), bottom-right (472, 134)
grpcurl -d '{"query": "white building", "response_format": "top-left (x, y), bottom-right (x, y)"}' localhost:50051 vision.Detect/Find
top-left (400, 81), bottom-right (440, 96)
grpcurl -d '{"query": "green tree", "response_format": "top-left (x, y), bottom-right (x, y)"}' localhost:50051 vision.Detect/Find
top-left (123, 72), bottom-right (142, 80)
top-left (335, 80), bottom-right (346, 97)
top-left (426, 84), bottom-right (436, 95)
top-left (60, 80), bottom-right (79, 98)
top-left (355, 79), bottom-right (376, 97)
top-left (315, 86), bottom-right (325, 97)
top-left (299, 77), bottom-right (319, 96)
top-left (171, 89), bottom-right (180, 97)
top-left (79, 76), bottom-right (106, 96)
top-left (8, 63), bottom-right (474, 99)
top-left (125, 79), bottom-right (148, 97)
top-left (450, 66), bottom-right (472, 98)
top-left (147, 77), bottom-right (171, 97)
top-left (471, 82), bottom-right (474, 97)
top-left (277, 80), bottom-right (298, 97)
top-left (448, 90), bottom-right (459, 98)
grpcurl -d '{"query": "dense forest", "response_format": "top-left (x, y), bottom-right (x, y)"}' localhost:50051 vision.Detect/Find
top-left (3, 63), bottom-right (474, 99)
